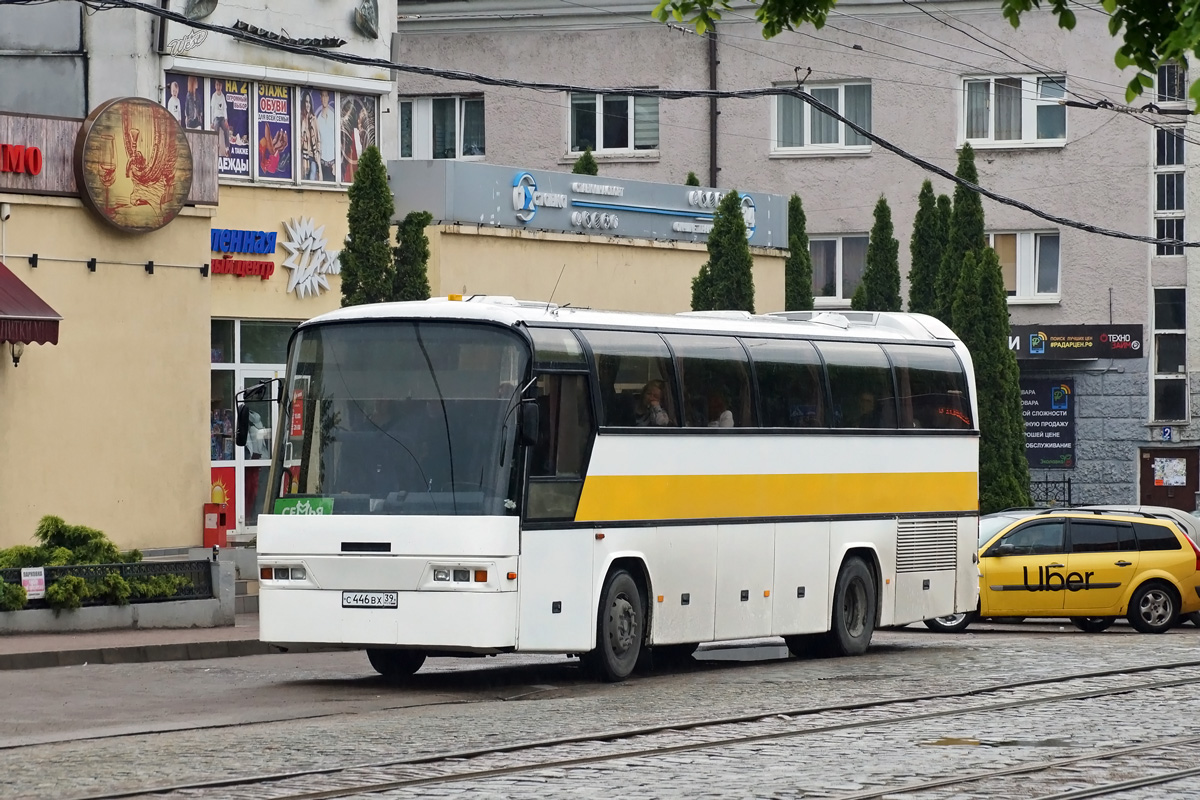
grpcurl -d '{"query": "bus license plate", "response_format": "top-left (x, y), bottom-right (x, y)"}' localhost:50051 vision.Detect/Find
top-left (341, 591), bottom-right (398, 609)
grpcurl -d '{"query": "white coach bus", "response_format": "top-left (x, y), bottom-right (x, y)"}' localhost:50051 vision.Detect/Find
top-left (248, 296), bottom-right (980, 682)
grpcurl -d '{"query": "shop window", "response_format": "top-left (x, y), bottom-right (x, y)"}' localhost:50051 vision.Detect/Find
top-left (211, 319), bottom-right (234, 363)
top-left (527, 374), bottom-right (594, 521)
top-left (816, 341), bottom-right (896, 429)
top-left (665, 334), bottom-right (753, 428)
top-left (241, 321), bottom-right (294, 364)
top-left (582, 330), bottom-right (677, 427)
top-left (744, 338), bottom-right (827, 428)
top-left (886, 344), bottom-right (972, 429)
top-left (161, 72), bottom-right (380, 186)
top-left (210, 370), bottom-right (236, 462)
top-left (1153, 287), bottom-right (1187, 421)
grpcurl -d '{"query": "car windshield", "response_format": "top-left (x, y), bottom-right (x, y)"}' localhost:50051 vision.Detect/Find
top-left (978, 514), bottom-right (1028, 547)
top-left (267, 320), bottom-right (531, 516)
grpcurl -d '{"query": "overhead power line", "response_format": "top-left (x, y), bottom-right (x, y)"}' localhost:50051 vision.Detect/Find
top-left (34, 0), bottom-right (1198, 249)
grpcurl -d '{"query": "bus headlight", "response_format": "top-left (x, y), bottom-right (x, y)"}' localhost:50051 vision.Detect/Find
top-left (433, 568), bottom-right (451, 582)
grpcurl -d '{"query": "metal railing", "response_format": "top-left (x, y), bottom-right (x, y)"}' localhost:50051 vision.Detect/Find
top-left (0, 560), bottom-right (214, 609)
top-left (1030, 475), bottom-right (1073, 507)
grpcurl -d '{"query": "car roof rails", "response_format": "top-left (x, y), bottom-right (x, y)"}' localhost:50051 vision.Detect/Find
top-left (1037, 507), bottom-right (1160, 520)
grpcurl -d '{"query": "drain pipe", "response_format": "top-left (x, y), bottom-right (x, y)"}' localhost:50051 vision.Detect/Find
top-left (708, 26), bottom-right (718, 187)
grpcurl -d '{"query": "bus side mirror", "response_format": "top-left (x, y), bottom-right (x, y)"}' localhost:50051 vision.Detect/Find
top-left (235, 404), bottom-right (250, 447)
top-left (519, 400), bottom-right (540, 447)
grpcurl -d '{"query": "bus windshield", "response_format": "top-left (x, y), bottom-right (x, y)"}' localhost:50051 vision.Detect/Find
top-left (268, 321), bottom-right (530, 517)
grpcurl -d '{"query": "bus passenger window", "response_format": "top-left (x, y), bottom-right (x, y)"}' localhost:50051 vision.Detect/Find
top-left (580, 330), bottom-right (678, 428)
top-left (816, 341), bottom-right (897, 429)
top-left (743, 338), bottom-right (825, 428)
top-left (664, 335), bottom-right (753, 428)
top-left (885, 344), bottom-right (972, 429)
top-left (527, 373), bottom-right (595, 521)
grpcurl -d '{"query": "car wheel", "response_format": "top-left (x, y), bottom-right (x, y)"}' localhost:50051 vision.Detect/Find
top-left (1070, 616), bottom-right (1116, 633)
top-left (366, 648), bottom-right (426, 683)
top-left (583, 569), bottom-right (644, 682)
top-left (1127, 582), bottom-right (1178, 634)
top-left (923, 612), bottom-right (976, 633)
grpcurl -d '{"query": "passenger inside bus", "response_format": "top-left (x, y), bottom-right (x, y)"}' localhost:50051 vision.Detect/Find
top-left (635, 380), bottom-right (672, 426)
top-left (707, 391), bottom-right (734, 427)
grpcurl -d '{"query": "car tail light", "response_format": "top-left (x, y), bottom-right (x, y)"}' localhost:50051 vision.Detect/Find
top-left (1185, 533), bottom-right (1200, 572)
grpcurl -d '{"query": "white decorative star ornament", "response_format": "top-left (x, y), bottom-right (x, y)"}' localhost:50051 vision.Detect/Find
top-left (280, 217), bottom-right (342, 299)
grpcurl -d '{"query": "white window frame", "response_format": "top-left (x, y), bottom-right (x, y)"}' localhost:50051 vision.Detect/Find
top-left (1151, 287), bottom-right (1188, 423)
top-left (567, 92), bottom-right (659, 155)
top-left (986, 231), bottom-right (1061, 303)
top-left (770, 82), bottom-right (872, 156)
top-left (396, 95), bottom-right (486, 161)
top-left (811, 234), bottom-right (869, 308)
top-left (1156, 62), bottom-right (1189, 106)
top-left (1154, 124), bottom-right (1185, 257)
top-left (960, 75), bottom-right (1067, 148)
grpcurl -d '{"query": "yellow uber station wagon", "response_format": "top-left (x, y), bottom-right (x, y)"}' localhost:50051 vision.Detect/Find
top-left (928, 508), bottom-right (1200, 634)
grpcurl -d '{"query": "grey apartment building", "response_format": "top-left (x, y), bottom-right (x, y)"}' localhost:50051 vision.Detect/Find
top-left (390, 0), bottom-right (1189, 509)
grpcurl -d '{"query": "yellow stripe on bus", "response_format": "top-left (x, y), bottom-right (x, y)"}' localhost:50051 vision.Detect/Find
top-left (574, 472), bottom-right (978, 522)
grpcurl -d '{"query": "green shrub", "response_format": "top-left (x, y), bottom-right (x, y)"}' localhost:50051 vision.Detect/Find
top-left (45, 575), bottom-right (88, 611)
top-left (130, 575), bottom-right (192, 600)
top-left (96, 573), bottom-right (132, 606)
top-left (0, 581), bottom-right (27, 612)
top-left (0, 516), bottom-right (132, 569)
top-left (0, 545), bottom-right (43, 569)
top-left (571, 147), bottom-right (598, 175)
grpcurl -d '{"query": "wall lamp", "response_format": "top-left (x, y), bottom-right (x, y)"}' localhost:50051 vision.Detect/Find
top-left (10, 341), bottom-right (24, 367)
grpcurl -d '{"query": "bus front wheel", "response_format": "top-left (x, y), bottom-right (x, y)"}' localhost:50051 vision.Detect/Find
top-left (584, 569), bottom-right (645, 682)
top-left (819, 557), bottom-right (878, 657)
top-left (367, 648), bottom-right (426, 683)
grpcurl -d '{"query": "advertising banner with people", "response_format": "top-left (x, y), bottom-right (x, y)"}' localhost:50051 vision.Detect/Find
top-left (300, 88), bottom-right (337, 183)
top-left (162, 73), bottom-right (206, 131)
top-left (340, 93), bottom-right (377, 183)
top-left (257, 83), bottom-right (293, 180)
top-left (211, 79), bottom-right (251, 178)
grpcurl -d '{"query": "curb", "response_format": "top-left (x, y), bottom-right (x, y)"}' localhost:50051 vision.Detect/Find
top-left (0, 640), bottom-right (333, 671)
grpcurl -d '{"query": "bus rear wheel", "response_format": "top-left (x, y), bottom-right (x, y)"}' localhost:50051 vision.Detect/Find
top-left (366, 649), bottom-right (426, 683)
top-left (583, 569), bottom-right (644, 682)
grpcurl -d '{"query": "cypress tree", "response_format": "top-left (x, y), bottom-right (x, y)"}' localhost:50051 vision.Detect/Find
top-left (685, 171), bottom-right (701, 186)
top-left (392, 210), bottom-right (433, 302)
top-left (936, 144), bottom-right (985, 324)
top-left (975, 246), bottom-right (1031, 513)
top-left (784, 194), bottom-right (814, 311)
top-left (908, 181), bottom-right (946, 316)
top-left (340, 146), bottom-right (395, 307)
top-left (950, 250), bottom-right (982, 363)
top-left (852, 196), bottom-right (901, 312)
top-left (691, 190), bottom-right (755, 312)
top-left (572, 147), bottom-right (599, 176)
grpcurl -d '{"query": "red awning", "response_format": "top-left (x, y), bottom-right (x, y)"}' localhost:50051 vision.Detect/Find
top-left (0, 260), bottom-right (61, 345)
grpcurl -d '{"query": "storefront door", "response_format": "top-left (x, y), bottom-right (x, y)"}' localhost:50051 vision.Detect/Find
top-left (1139, 448), bottom-right (1199, 512)
top-left (240, 369), bottom-right (281, 532)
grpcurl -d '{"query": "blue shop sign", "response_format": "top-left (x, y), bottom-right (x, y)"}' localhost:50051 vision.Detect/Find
top-left (211, 228), bottom-right (278, 255)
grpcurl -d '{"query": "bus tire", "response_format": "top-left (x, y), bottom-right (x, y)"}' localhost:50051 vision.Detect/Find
top-left (819, 557), bottom-right (878, 657)
top-left (366, 648), bottom-right (426, 683)
top-left (585, 569), bottom-right (645, 682)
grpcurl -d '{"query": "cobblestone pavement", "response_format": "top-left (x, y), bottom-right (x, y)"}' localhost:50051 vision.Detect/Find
top-left (3, 623), bottom-right (1199, 799)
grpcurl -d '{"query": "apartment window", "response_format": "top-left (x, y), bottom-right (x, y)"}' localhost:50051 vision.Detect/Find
top-left (397, 96), bottom-right (485, 160)
top-left (1153, 288), bottom-right (1187, 421)
top-left (987, 232), bottom-right (1060, 299)
top-left (1158, 63), bottom-right (1187, 103)
top-left (569, 93), bottom-right (659, 153)
top-left (811, 236), bottom-right (868, 303)
top-left (774, 83), bottom-right (871, 153)
top-left (1155, 126), bottom-right (1185, 256)
top-left (963, 76), bottom-right (1066, 145)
